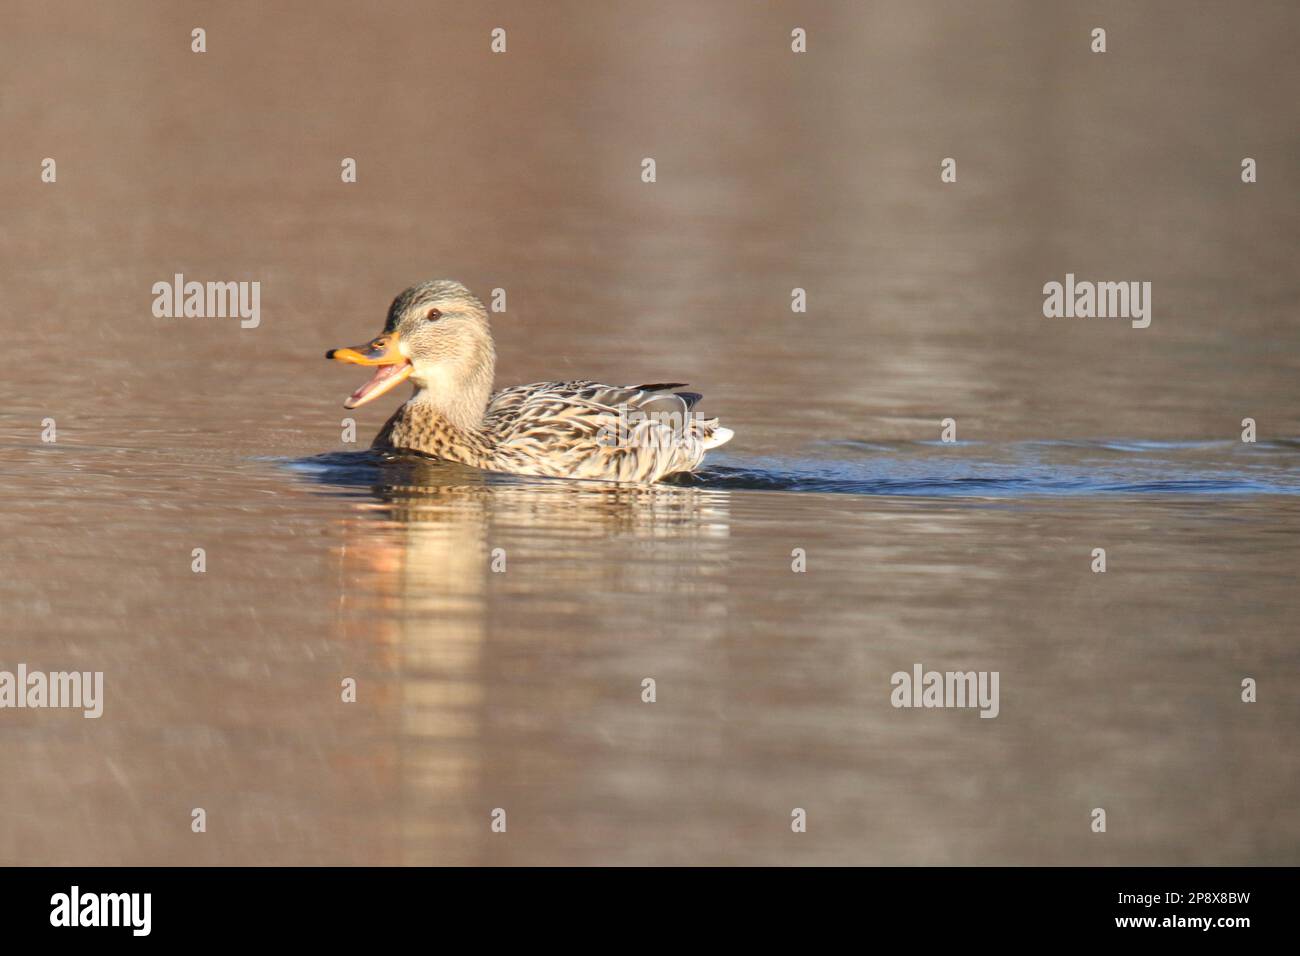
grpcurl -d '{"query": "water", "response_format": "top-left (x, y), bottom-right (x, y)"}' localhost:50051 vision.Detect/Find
top-left (295, 438), bottom-right (1300, 498)
top-left (2, 1), bottom-right (1298, 865)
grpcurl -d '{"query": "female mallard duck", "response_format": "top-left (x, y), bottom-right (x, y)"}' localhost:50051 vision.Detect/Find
top-left (326, 280), bottom-right (733, 483)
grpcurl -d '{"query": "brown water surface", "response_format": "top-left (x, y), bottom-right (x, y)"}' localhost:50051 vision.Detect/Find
top-left (1, 1), bottom-right (1297, 864)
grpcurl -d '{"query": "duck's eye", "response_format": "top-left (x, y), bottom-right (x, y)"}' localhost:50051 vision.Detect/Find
top-left (425, 308), bottom-right (442, 322)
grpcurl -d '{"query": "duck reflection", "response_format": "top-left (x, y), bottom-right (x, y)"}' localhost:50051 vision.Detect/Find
top-left (321, 452), bottom-right (732, 864)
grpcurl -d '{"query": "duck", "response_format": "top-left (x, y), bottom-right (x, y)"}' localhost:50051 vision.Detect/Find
top-left (326, 280), bottom-right (733, 484)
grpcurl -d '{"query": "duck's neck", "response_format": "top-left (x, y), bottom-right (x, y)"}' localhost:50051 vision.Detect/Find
top-left (409, 361), bottom-right (494, 435)
top-left (382, 365), bottom-right (496, 467)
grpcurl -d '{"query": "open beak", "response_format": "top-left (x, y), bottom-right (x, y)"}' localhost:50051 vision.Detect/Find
top-left (325, 333), bottom-right (413, 409)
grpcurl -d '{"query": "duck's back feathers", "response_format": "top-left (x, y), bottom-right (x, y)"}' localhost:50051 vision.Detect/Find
top-left (480, 380), bottom-right (730, 483)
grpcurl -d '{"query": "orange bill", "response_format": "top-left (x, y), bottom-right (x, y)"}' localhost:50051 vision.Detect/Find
top-left (326, 333), bottom-right (413, 409)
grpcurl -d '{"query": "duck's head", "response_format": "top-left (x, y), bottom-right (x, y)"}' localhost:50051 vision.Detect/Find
top-left (327, 280), bottom-right (496, 425)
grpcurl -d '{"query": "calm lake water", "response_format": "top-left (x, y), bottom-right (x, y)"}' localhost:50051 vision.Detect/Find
top-left (1, 1), bottom-right (1297, 864)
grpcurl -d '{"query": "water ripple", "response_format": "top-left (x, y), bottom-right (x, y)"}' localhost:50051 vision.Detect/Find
top-left (285, 438), bottom-right (1300, 499)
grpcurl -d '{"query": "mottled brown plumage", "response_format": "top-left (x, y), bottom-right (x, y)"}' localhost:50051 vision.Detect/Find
top-left (329, 281), bottom-right (733, 484)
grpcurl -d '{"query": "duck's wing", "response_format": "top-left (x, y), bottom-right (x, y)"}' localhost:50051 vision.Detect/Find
top-left (485, 381), bottom-right (730, 483)
top-left (487, 381), bottom-right (696, 415)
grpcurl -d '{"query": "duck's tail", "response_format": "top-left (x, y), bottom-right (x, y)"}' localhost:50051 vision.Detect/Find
top-left (703, 424), bottom-right (734, 450)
